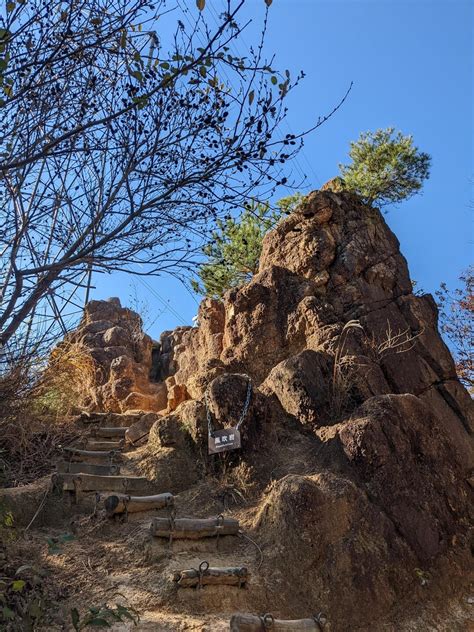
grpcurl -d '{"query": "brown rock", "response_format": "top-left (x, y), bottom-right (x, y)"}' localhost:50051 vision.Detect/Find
top-left (339, 394), bottom-right (471, 560)
top-left (167, 383), bottom-right (189, 412)
top-left (255, 472), bottom-right (415, 630)
top-left (261, 350), bottom-right (332, 426)
top-left (65, 298), bottom-right (160, 412)
top-left (125, 412), bottom-right (160, 445)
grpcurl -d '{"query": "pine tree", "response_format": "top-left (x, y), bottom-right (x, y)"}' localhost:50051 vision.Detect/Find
top-left (339, 128), bottom-right (431, 206)
top-left (192, 194), bottom-right (303, 298)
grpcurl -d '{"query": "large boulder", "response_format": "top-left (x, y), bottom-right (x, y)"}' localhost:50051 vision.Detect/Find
top-left (339, 394), bottom-right (471, 561)
top-left (261, 350), bottom-right (333, 426)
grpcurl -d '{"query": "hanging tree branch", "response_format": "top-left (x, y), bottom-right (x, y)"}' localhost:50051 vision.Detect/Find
top-left (0, 0), bottom-right (346, 363)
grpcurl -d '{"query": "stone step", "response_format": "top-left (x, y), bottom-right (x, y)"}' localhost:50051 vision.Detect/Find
top-left (56, 461), bottom-right (121, 476)
top-left (92, 427), bottom-right (129, 439)
top-left (125, 413), bottom-right (158, 445)
top-left (58, 473), bottom-right (150, 493)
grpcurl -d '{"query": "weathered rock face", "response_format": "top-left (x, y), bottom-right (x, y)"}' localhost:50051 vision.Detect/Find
top-left (155, 190), bottom-right (472, 451)
top-left (66, 190), bottom-right (473, 629)
top-left (65, 297), bottom-right (166, 412)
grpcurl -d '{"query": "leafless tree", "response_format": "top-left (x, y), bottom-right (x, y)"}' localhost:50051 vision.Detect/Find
top-left (0, 0), bottom-right (349, 366)
top-left (436, 266), bottom-right (473, 390)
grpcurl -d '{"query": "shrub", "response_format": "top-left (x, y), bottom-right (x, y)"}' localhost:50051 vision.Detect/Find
top-left (0, 341), bottom-right (95, 486)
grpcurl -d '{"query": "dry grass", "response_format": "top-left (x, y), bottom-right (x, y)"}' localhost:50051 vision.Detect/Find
top-left (365, 322), bottom-right (424, 362)
top-left (32, 340), bottom-right (98, 419)
top-left (327, 319), bottom-right (423, 420)
top-left (329, 320), bottom-right (364, 419)
top-left (0, 341), bottom-right (96, 487)
top-left (213, 461), bottom-right (259, 509)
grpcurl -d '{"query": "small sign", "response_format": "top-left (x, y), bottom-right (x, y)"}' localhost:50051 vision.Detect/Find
top-left (208, 427), bottom-right (241, 454)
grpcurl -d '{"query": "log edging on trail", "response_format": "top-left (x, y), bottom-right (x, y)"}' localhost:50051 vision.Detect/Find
top-left (57, 473), bottom-right (149, 493)
top-left (102, 492), bottom-right (174, 516)
top-left (62, 447), bottom-right (120, 461)
top-left (173, 561), bottom-right (248, 588)
top-left (56, 461), bottom-right (121, 476)
top-left (92, 427), bottom-right (128, 439)
top-left (229, 612), bottom-right (327, 631)
top-left (150, 515), bottom-right (240, 539)
top-left (84, 440), bottom-right (124, 451)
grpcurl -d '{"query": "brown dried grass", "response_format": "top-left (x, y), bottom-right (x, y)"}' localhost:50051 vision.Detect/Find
top-left (0, 340), bottom-right (96, 487)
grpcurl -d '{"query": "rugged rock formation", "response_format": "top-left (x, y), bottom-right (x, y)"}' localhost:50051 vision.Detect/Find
top-left (154, 189), bottom-right (472, 453)
top-left (65, 297), bottom-right (167, 412)
top-left (67, 189), bottom-right (473, 629)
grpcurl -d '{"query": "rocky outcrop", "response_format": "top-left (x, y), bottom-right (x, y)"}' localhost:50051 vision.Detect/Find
top-left (65, 297), bottom-right (166, 412)
top-left (153, 190), bottom-right (472, 453)
top-left (64, 189), bottom-right (473, 629)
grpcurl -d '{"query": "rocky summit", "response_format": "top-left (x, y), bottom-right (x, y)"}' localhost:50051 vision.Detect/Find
top-left (5, 190), bottom-right (472, 630)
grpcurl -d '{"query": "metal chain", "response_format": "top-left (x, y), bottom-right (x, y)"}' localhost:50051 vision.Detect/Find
top-left (205, 389), bottom-right (214, 435)
top-left (236, 377), bottom-right (252, 430)
top-left (205, 375), bottom-right (252, 435)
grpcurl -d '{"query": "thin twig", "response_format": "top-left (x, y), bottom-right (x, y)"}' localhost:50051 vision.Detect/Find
top-left (24, 481), bottom-right (51, 532)
top-left (239, 530), bottom-right (264, 571)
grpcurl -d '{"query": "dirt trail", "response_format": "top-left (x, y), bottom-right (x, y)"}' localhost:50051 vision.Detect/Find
top-left (3, 409), bottom-right (472, 632)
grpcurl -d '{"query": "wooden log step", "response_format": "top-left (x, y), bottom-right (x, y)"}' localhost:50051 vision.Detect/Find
top-left (173, 562), bottom-right (248, 588)
top-left (150, 516), bottom-right (240, 539)
top-left (85, 440), bottom-right (124, 451)
top-left (79, 411), bottom-right (142, 427)
top-left (62, 447), bottom-right (120, 461)
top-left (230, 613), bottom-right (326, 631)
top-left (92, 427), bottom-right (128, 439)
top-left (59, 473), bottom-right (149, 493)
top-left (56, 461), bottom-right (121, 476)
top-left (102, 492), bottom-right (174, 516)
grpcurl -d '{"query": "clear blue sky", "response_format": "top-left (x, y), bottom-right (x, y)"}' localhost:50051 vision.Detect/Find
top-left (92, 0), bottom-right (473, 339)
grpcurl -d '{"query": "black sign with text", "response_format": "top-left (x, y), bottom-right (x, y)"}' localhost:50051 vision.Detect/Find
top-left (208, 427), bottom-right (241, 454)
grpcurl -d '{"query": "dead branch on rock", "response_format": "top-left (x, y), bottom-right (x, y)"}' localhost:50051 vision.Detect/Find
top-left (366, 322), bottom-right (424, 362)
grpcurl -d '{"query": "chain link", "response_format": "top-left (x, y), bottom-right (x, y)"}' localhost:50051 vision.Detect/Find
top-left (205, 375), bottom-right (252, 435)
top-left (236, 377), bottom-right (252, 430)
